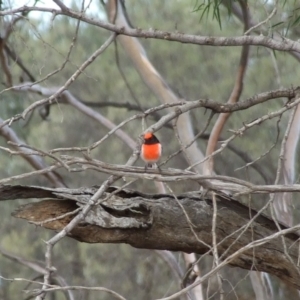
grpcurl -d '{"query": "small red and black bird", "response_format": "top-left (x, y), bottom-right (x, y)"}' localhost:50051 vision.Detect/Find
top-left (141, 132), bottom-right (162, 168)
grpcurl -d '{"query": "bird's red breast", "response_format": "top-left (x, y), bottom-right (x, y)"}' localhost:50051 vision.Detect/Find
top-left (141, 132), bottom-right (162, 163)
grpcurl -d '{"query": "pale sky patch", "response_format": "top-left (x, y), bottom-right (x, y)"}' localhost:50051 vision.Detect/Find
top-left (7, 0), bottom-right (102, 21)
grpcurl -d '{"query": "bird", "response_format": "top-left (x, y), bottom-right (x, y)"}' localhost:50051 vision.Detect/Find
top-left (141, 132), bottom-right (162, 168)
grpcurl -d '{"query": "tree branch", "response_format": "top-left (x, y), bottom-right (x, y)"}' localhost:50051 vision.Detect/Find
top-left (1, 6), bottom-right (300, 53)
top-left (221, 0), bottom-right (300, 62)
top-left (0, 118), bottom-right (66, 187)
top-left (3, 184), bottom-right (300, 291)
top-left (106, 0), bottom-right (206, 173)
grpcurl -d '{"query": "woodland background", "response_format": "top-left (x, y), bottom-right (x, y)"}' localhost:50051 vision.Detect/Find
top-left (0, 0), bottom-right (300, 299)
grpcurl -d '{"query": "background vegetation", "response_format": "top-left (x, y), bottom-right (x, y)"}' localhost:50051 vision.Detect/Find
top-left (0, 0), bottom-right (300, 299)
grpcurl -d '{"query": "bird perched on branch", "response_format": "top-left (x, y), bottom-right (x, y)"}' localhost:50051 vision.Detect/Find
top-left (141, 132), bottom-right (162, 168)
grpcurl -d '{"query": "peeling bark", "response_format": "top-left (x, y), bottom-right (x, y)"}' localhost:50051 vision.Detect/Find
top-left (0, 185), bottom-right (299, 289)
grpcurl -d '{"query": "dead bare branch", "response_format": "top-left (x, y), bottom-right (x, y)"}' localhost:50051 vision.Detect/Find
top-left (1, 6), bottom-right (300, 53)
top-left (0, 118), bottom-right (65, 187)
top-left (3, 184), bottom-right (300, 293)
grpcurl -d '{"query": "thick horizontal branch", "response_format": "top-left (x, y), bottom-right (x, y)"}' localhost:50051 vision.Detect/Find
top-left (2, 6), bottom-right (300, 53)
top-left (2, 184), bottom-right (300, 290)
top-left (3, 82), bottom-right (297, 134)
top-left (221, 0), bottom-right (300, 62)
top-left (28, 156), bottom-right (300, 194)
top-left (13, 84), bottom-right (300, 114)
top-left (200, 88), bottom-right (297, 113)
top-left (0, 152), bottom-right (299, 194)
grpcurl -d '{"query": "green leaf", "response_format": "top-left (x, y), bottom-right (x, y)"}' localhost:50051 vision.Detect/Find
top-left (271, 21), bottom-right (285, 28)
top-left (193, 0), bottom-right (224, 29)
top-left (212, 0), bottom-right (222, 29)
top-left (291, 16), bottom-right (300, 26)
